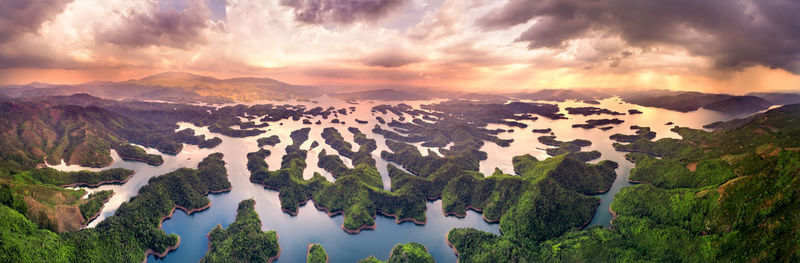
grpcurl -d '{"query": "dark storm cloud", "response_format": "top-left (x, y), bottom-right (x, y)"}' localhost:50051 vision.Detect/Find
top-left (0, 0), bottom-right (74, 43)
top-left (98, 2), bottom-right (212, 48)
top-left (281, 0), bottom-right (407, 25)
top-left (478, 0), bottom-right (800, 73)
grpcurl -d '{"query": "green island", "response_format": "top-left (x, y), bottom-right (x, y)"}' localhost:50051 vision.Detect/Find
top-left (358, 242), bottom-right (434, 263)
top-left (446, 104), bottom-right (800, 262)
top-left (537, 135), bottom-right (593, 157)
top-left (202, 199), bottom-right (280, 263)
top-left (307, 243), bottom-right (328, 263)
top-left (250, 127), bottom-right (427, 232)
top-left (609, 125), bottom-right (656, 143)
top-left (115, 144), bottom-right (164, 165)
top-left (0, 153), bottom-right (231, 262)
top-left (257, 135), bottom-right (281, 147)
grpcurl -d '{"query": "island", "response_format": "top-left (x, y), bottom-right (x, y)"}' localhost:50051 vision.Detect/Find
top-left (609, 126), bottom-right (656, 143)
top-left (307, 244), bottom-right (328, 263)
top-left (565, 106), bottom-right (624, 116)
top-left (202, 199), bottom-right (280, 263)
top-left (358, 242), bottom-right (434, 263)
top-left (115, 144), bottom-right (164, 165)
top-left (572, 118), bottom-right (625, 129)
top-left (257, 135), bottom-right (281, 147)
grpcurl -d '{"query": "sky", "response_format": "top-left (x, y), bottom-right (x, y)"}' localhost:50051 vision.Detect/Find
top-left (0, 0), bottom-right (798, 94)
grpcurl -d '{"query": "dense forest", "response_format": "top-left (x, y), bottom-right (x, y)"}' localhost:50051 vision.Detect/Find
top-left (202, 199), bottom-right (279, 263)
top-left (447, 104), bottom-right (800, 262)
top-left (0, 153), bottom-right (230, 262)
top-left (357, 242), bottom-right (435, 263)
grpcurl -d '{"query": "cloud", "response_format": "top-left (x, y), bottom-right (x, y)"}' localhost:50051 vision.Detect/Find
top-left (478, 0), bottom-right (800, 74)
top-left (281, 0), bottom-right (407, 25)
top-left (363, 49), bottom-right (423, 67)
top-left (0, 0), bottom-right (74, 43)
top-left (96, 1), bottom-right (214, 48)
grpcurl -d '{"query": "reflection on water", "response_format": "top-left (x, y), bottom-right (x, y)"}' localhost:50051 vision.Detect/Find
top-left (50, 96), bottom-right (745, 262)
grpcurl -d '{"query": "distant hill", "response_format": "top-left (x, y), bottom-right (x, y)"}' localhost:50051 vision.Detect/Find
top-left (0, 72), bottom-right (321, 103)
top-left (702, 95), bottom-right (772, 114)
top-left (623, 91), bottom-right (773, 114)
top-left (458, 93), bottom-right (510, 101)
top-left (332, 88), bottom-right (428, 101)
top-left (511, 89), bottom-right (609, 102)
top-left (748, 92), bottom-right (800, 105)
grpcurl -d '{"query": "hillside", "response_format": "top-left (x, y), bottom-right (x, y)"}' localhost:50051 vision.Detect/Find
top-left (748, 92), bottom-right (800, 105)
top-left (448, 103), bottom-right (800, 262)
top-left (623, 90), bottom-right (773, 114)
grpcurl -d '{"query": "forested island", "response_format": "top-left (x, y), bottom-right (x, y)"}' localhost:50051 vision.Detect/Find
top-left (202, 199), bottom-right (279, 263)
top-left (0, 90), bottom-right (798, 262)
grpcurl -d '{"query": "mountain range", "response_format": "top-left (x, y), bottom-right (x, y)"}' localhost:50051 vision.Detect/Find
top-left (0, 72), bottom-right (320, 103)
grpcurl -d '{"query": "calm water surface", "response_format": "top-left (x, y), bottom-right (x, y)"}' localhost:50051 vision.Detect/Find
top-left (52, 96), bottom-right (746, 262)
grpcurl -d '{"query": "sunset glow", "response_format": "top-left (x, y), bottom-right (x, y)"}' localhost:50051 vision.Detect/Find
top-left (1, 0), bottom-right (798, 93)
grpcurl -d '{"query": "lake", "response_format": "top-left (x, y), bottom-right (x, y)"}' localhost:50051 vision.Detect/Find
top-left (52, 96), bottom-right (745, 262)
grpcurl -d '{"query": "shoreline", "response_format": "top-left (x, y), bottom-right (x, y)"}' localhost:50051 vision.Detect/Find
top-left (118, 156), bottom-right (164, 166)
top-left (578, 200), bottom-right (602, 230)
top-left (59, 172), bottom-right (136, 188)
top-left (444, 232), bottom-right (461, 263)
top-left (142, 185), bottom-right (232, 262)
top-left (608, 205), bottom-right (619, 224)
top-left (441, 204), bottom-right (500, 224)
top-left (82, 192), bottom-right (115, 227)
top-left (307, 243), bottom-right (329, 263)
top-left (204, 200), bottom-right (281, 263)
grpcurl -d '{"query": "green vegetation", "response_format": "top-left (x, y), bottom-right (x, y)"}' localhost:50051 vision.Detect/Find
top-left (565, 106), bottom-right (624, 116)
top-left (358, 242), bottom-right (434, 263)
top-left (257, 135), bottom-right (281, 147)
top-left (307, 244), bottom-right (327, 263)
top-left (449, 104), bottom-right (800, 262)
top-left (250, 128), bottom-right (426, 232)
top-left (572, 118), bottom-right (625, 129)
top-left (79, 190), bottom-right (113, 221)
top-left (609, 125), bottom-right (656, 143)
top-left (173, 128), bottom-right (222, 148)
top-left (115, 144), bottom-right (164, 165)
top-left (1, 168), bottom-right (130, 231)
top-left (0, 153), bottom-right (231, 262)
top-left (202, 199), bottom-right (279, 263)
top-left (537, 135), bottom-right (592, 156)
top-left (24, 167), bottom-right (134, 187)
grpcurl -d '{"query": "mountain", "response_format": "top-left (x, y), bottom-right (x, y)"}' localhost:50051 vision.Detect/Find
top-left (702, 95), bottom-right (772, 114)
top-left (623, 91), bottom-right (773, 114)
top-left (0, 72), bottom-right (322, 103)
top-left (748, 92), bottom-right (800, 105)
top-left (332, 88), bottom-right (428, 101)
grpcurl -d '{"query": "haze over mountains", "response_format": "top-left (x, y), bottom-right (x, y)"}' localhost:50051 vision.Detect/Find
top-left (2, 72), bottom-right (799, 115)
top-left (0, 72), bottom-right (320, 103)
